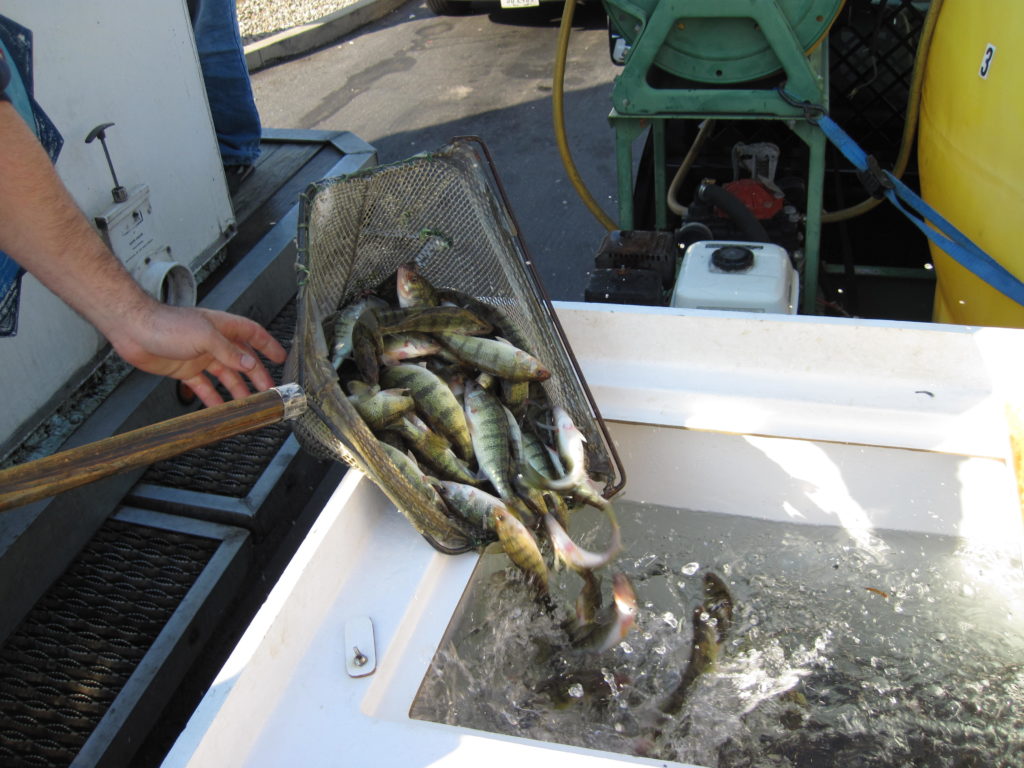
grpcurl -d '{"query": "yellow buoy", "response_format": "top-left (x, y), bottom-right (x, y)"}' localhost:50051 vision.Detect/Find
top-left (918, 0), bottom-right (1024, 327)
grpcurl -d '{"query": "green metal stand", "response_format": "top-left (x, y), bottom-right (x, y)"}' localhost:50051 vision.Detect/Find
top-left (607, 0), bottom-right (832, 314)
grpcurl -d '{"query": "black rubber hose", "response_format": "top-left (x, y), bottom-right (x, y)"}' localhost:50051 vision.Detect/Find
top-left (697, 182), bottom-right (771, 243)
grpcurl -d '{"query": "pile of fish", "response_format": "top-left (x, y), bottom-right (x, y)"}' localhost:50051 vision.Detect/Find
top-left (328, 259), bottom-right (636, 651)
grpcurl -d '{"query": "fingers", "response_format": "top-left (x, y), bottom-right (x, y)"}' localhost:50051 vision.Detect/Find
top-left (248, 326), bottom-right (287, 365)
top-left (237, 345), bottom-right (278, 392)
top-left (184, 373), bottom-right (226, 409)
top-left (195, 310), bottom-right (284, 393)
top-left (200, 309), bottom-right (287, 365)
top-left (207, 359), bottom-right (259, 402)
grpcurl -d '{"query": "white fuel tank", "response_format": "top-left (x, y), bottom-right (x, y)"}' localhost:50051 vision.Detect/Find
top-left (670, 241), bottom-right (799, 314)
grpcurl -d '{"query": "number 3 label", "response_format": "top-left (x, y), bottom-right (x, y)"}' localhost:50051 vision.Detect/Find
top-left (980, 44), bottom-right (996, 79)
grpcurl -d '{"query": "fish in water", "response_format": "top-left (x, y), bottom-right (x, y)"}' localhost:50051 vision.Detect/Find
top-left (658, 571), bottom-right (734, 716)
top-left (530, 571), bottom-right (639, 709)
top-left (570, 572), bottom-right (639, 653)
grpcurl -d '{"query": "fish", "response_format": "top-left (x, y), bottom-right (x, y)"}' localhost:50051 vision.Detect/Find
top-left (570, 572), bottom-right (638, 653)
top-left (388, 415), bottom-right (478, 485)
top-left (493, 506), bottom-right (548, 591)
top-left (350, 307), bottom-right (383, 386)
top-left (520, 429), bottom-right (559, 487)
top-left (381, 363), bottom-right (474, 462)
top-left (326, 263), bottom-right (628, 609)
top-left (544, 511), bottom-right (622, 573)
top-left (375, 306), bottom-right (492, 337)
top-left (541, 406), bottom-right (588, 494)
top-left (330, 295), bottom-right (387, 369)
top-left (501, 378), bottom-right (530, 418)
top-left (504, 404), bottom-right (549, 513)
top-left (573, 569), bottom-right (603, 630)
top-left (377, 441), bottom-right (478, 543)
top-left (658, 571), bottom-right (734, 715)
top-left (379, 332), bottom-right (442, 366)
top-left (346, 384), bottom-right (415, 431)
top-left (524, 413), bottom-right (611, 515)
top-left (433, 480), bottom-right (506, 532)
top-left (435, 290), bottom-right (534, 353)
top-left (436, 333), bottom-right (551, 382)
top-left (396, 260), bottom-right (440, 308)
top-left (464, 381), bottom-right (517, 501)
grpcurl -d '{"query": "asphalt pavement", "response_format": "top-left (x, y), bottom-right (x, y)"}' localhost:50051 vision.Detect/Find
top-left (248, 0), bottom-right (622, 301)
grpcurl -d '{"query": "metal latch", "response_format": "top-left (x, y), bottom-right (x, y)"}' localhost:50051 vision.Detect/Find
top-left (345, 616), bottom-right (376, 678)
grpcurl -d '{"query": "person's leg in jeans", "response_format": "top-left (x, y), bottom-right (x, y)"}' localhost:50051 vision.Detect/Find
top-left (189, 0), bottom-right (261, 171)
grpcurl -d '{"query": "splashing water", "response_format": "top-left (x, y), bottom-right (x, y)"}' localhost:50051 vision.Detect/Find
top-left (410, 502), bottom-right (1024, 767)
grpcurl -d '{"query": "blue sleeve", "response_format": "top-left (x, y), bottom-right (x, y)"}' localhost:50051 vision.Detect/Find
top-left (0, 47), bottom-right (10, 101)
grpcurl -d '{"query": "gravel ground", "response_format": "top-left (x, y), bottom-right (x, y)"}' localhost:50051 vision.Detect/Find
top-left (237, 0), bottom-right (363, 44)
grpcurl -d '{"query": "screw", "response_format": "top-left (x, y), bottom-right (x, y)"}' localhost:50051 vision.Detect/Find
top-left (352, 646), bottom-right (368, 667)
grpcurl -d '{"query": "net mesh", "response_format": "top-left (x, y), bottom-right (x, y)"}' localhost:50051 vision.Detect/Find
top-left (285, 139), bottom-right (618, 551)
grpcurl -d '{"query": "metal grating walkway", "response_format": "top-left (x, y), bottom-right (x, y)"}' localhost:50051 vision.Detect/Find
top-left (0, 518), bottom-right (219, 767)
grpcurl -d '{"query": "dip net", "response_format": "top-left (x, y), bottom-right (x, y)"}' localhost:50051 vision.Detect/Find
top-left (284, 138), bottom-right (623, 552)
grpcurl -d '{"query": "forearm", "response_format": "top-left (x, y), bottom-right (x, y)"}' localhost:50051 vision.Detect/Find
top-left (0, 101), bottom-right (154, 342)
top-left (0, 101), bottom-right (286, 406)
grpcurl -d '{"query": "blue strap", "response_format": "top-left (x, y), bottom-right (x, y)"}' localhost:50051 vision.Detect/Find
top-left (815, 112), bottom-right (1024, 307)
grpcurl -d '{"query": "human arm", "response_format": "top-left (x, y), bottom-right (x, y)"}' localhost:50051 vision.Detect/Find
top-left (0, 100), bottom-right (286, 406)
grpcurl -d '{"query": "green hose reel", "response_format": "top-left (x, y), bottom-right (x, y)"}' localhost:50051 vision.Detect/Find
top-left (601, 0), bottom-right (845, 314)
top-left (605, 0), bottom-right (844, 86)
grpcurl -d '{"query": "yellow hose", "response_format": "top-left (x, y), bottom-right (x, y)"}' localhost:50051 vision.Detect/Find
top-left (667, 118), bottom-right (716, 217)
top-left (553, 0), bottom-right (617, 232)
top-left (822, 0), bottom-right (944, 223)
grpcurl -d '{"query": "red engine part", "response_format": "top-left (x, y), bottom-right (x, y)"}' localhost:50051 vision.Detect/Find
top-left (719, 178), bottom-right (784, 220)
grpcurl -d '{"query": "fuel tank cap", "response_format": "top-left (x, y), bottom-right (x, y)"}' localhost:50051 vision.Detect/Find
top-left (711, 245), bottom-right (755, 272)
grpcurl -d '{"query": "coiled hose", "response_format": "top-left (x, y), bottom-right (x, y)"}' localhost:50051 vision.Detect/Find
top-left (554, 1), bottom-right (944, 229)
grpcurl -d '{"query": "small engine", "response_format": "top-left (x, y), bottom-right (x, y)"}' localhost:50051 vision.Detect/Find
top-left (584, 141), bottom-right (802, 314)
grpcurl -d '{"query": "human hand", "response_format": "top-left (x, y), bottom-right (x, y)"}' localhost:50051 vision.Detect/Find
top-left (106, 302), bottom-right (287, 407)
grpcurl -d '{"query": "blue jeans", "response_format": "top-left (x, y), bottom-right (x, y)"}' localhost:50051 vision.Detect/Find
top-left (191, 0), bottom-right (261, 166)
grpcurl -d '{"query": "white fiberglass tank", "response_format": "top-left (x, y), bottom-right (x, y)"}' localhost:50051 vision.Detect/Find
top-left (163, 303), bottom-right (1024, 768)
top-left (671, 241), bottom-right (798, 314)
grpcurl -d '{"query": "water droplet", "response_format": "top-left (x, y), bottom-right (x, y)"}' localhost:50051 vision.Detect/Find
top-left (568, 683), bottom-right (585, 698)
top-left (681, 562), bottom-right (700, 576)
top-left (634, 553), bottom-right (657, 569)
